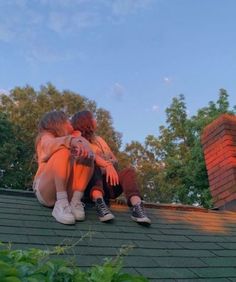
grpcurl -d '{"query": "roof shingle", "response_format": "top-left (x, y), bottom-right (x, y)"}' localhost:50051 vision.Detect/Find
top-left (1, 190), bottom-right (236, 281)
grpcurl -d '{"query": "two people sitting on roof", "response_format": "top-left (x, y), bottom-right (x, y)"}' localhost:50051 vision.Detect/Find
top-left (33, 110), bottom-right (151, 226)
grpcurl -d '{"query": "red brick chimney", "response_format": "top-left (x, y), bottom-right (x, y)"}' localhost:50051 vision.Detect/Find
top-left (201, 114), bottom-right (236, 210)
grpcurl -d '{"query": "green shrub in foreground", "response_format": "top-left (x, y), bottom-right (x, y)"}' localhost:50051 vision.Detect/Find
top-left (0, 243), bottom-right (148, 282)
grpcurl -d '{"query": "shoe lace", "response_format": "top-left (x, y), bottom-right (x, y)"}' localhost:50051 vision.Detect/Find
top-left (63, 203), bottom-right (72, 213)
top-left (73, 201), bottom-right (85, 208)
top-left (96, 200), bottom-right (109, 215)
top-left (133, 204), bottom-right (146, 218)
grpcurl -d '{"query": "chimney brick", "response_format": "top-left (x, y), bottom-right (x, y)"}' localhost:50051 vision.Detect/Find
top-left (201, 114), bottom-right (236, 209)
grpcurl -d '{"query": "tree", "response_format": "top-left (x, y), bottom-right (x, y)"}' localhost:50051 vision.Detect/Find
top-left (0, 113), bottom-right (33, 189)
top-left (124, 89), bottom-right (235, 207)
top-left (1, 85), bottom-right (235, 208)
top-left (95, 108), bottom-right (122, 153)
top-left (0, 84), bottom-right (121, 190)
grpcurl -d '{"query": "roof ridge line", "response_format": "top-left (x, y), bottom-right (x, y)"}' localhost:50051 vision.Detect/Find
top-left (0, 188), bottom-right (34, 197)
top-left (111, 198), bottom-right (208, 213)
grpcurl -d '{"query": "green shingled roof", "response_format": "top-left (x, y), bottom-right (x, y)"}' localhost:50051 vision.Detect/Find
top-left (1, 190), bottom-right (236, 281)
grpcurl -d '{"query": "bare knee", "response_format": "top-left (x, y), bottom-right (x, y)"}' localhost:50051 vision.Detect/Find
top-left (36, 186), bottom-right (56, 207)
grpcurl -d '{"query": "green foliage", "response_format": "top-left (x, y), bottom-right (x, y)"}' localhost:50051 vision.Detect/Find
top-left (0, 84), bottom-right (121, 190)
top-left (0, 113), bottom-right (33, 189)
top-left (1, 84), bottom-right (235, 208)
top-left (124, 89), bottom-right (235, 208)
top-left (95, 108), bottom-right (122, 154)
top-left (0, 243), bottom-right (148, 282)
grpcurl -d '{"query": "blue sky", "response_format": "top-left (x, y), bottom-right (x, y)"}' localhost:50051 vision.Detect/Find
top-left (0, 0), bottom-right (236, 146)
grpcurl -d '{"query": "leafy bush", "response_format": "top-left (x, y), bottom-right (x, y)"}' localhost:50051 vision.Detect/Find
top-left (0, 243), bottom-right (148, 282)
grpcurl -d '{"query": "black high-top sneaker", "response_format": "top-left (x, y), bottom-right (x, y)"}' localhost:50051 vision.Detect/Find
top-left (95, 198), bottom-right (115, 222)
top-left (131, 203), bottom-right (151, 225)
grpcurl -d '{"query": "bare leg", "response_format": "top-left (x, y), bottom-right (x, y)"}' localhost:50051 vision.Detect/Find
top-left (91, 190), bottom-right (103, 201)
top-left (67, 161), bottom-right (94, 201)
top-left (130, 195), bottom-right (142, 206)
top-left (36, 148), bottom-right (72, 207)
top-left (68, 161), bottom-right (94, 221)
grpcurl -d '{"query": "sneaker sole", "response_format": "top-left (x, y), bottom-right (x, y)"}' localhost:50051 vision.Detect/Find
top-left (71, 210), bottom-right (85, 221)
top-left (131, 216), bottom-right (151, 225)
top-left (52, 211), bottom-right (75, 225)
top-left (74, 214), bottom-right (85, 221)
top-left (99, 213), bottom-right (115, 222)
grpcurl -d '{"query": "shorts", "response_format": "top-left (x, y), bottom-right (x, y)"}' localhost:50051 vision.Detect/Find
top-left (32, 178), bottom-right (49, 206)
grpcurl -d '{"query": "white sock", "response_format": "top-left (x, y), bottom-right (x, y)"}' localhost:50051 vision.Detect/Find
top-left (71, 191), bottom-right (84, 203)
top-left (56, 191), bottom-right (68, 202)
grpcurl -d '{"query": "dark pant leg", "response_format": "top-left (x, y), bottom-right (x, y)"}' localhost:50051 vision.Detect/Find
top-left (106, 167), bottom-right (142, 206)
top-left (83, 165), bottom-right (104, 204)
top-left (103, 176), bottom-right (123, 201)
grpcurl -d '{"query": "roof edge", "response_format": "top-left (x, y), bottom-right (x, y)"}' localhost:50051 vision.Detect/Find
top-left (0, 188), bottom-right (208, 213)
top-left (111, 198), bottom-right (208, 213)
top-left (0, 188), bottom-right (34, 197)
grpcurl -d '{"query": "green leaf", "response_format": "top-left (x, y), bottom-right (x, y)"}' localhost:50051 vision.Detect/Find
top-left (0, 261), bottom-right (19, 276)
top-left (3, 277), bottom-right (22, 282)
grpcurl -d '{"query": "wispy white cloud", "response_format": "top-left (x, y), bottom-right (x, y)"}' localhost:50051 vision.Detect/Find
top-left (0, 0), bottom-right (154, 63)
top-left (144, 104), bottom-right (160, 113)
top-left (0, 0), bottom-right (28, 8)
top-left (48, 12), bottom-right (68, 34)
top-left (0, 25), bottom-right (14, 42)
top-left (111, 82), bottom-right (125, 100)
top-left (48, 9), bottom-right (99, 34)
top-left (26, 45), bottom-right (84, 63)
top-left (0, 2), bottom-right (43, 43)
top-left (71, 11), bottom-right (100, 30)
top-left (0, 9), bottom-right (20, 42)
top-left (0, 0), bottom-right (154, 40)
top-left (152, 104), bottom-right (159, 112)
top-left (163, 76), bottom-right (172, 85)
top-left (0, 1), bottom-right (95, 43)
top-left (38, 0), bottom-right (89, 7)
top-left (111, 0), bottom-right (153, 16)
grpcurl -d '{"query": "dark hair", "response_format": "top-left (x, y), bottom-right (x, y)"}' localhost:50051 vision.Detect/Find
top-left (71, 110), bottom-right (95, 142)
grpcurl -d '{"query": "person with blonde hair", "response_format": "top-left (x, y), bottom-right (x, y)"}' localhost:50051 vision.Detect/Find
top-left (33, 110), bottom-right (94, 225)
top-left (71, 110), bottom-right (151, 225)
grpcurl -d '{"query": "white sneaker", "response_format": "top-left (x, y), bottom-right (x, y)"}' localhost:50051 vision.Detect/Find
top-left (52, 200), bottom-right (75, 225)
top-left (70, 200), bottom-right (85, 221)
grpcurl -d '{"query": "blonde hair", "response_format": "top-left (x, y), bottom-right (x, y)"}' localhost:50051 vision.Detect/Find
top-left (35, 110), bottom-right (69, 148)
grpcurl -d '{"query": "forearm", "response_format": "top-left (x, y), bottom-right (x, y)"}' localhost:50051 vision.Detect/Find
top-left (95, 154), bottom-right (112, 168)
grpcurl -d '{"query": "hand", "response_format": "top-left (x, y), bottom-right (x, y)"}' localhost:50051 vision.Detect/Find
top-left (105, 164), bottom-right (119, 186)
top-left (71, 137), bottom-right (94, 159)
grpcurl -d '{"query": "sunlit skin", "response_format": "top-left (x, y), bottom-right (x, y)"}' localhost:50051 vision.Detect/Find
top-left (63, 120), bottom-right (74, 135)
top-left (92, 118), bottom-right (97, 130)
